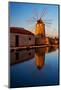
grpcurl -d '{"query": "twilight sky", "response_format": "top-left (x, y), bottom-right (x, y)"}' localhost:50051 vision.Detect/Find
top-left (9, 2), bottom-right (59, 37)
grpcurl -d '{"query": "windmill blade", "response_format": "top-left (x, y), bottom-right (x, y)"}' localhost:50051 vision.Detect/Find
top-left (45, 24), bottom-right (52, 29)
top-left (28, 24), bottom-right (36, 35)
top-left (26, 18), bottom-right (36, 24)
top-left (43, 19), bottom-right (52, 24)
top-left (26, 7), bottom-right (38, 24)
top-left (45, 22), bottom-right (52, 24)
top-left (32, 7), bottom-right (39, 20)
top-left (32, 16), bottom-right (37, 21)
top-left (45, 28), bottom-right (51, 37)
top-left (40, 7), bottom-right (48, 19)
top-left (43, 19), bottom-right (52, 22)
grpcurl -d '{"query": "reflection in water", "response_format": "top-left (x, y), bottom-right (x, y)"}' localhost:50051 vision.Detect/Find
top-left (48, 45), bottom-right (58, 53)
top-left (35, 45), bottom-right (58, 69)
top-left (10, 45), bottom-right (58, 70)
top-left (35, 48), bottom-right (45, 69)
top-left (10, 49), bottom-right (35, 65)
top-left (10, 45), bottom-right (59, 88)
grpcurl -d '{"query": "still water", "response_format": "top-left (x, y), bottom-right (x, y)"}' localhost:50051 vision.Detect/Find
top-left (10, 46), bottom-right (59, 88)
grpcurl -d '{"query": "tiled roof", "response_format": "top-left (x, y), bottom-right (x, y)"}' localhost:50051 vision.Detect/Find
top-left (10, 27), bottom-right (34, 35)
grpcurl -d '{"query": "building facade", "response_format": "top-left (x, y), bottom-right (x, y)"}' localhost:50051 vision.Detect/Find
top-left (10, 27), bottom-right (35, 47)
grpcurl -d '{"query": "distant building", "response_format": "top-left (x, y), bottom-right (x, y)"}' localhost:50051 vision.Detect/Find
top-left (48, 37), bottom-right (59, 45)
top-left (54, 37), bottom-right (59, 44)
top-left (10, 27), bottom-right (35, 47)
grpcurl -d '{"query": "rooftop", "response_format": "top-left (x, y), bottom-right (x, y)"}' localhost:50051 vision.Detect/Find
top-left (10, 27), bottom-right (34, 35)
top-left (37, 18), bottom-right (44, 24)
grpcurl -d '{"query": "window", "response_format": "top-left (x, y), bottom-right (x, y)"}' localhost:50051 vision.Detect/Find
top-left (29, 52), bottom-right (31, 55)
top-left (29, 37), bottom-right (31, 40)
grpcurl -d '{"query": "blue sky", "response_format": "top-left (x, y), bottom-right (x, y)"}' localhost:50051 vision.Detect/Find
top-left (9, 2), bottom-right (59, 37)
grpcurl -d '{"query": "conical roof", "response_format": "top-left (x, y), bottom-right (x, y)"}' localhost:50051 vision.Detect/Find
top-left (37, 18), bottom-right (44, 24)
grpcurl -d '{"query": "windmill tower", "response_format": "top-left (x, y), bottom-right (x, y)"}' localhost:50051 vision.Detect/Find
top-left (36, 18), bottom-right (45, 37)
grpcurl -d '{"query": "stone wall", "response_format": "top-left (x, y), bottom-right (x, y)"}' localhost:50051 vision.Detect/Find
top-left (35, 35), bottom-right (49, 45)
top-left (10, 33), bottom-right (15, 47)
top-left (10, 33), bottom-right (35, 47)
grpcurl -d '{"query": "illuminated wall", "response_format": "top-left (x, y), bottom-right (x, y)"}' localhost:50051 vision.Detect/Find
top-left (35, 19), bottom-right (45, 37)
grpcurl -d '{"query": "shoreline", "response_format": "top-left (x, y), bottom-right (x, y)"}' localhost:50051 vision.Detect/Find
top-left (10, 44), bottom-right (58, 51)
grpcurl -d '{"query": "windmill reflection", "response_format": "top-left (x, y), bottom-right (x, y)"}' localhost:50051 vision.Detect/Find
top-left (35, 45), bottom-right (58, 70)
top-left (35, 48), bottom-right (45, 69)
top-left (10, 46), bottom-right (58, 70)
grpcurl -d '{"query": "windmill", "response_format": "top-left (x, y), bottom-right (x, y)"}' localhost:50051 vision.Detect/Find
top-left (27, 7), bottom-right (52, 37)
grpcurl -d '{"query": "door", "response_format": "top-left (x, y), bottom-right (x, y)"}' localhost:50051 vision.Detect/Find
top-left (15, 35), bottom-right (19, 47)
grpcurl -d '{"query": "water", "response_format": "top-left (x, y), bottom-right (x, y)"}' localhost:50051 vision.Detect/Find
top-left (10, 46), bottom-right (59, 88)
